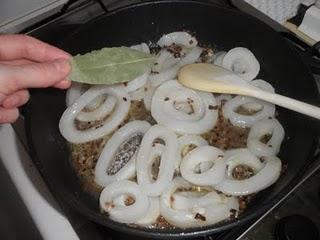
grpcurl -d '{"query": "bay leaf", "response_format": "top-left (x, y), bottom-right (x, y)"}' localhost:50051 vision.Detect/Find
top-left (70, 47), bottom-right (155, 85)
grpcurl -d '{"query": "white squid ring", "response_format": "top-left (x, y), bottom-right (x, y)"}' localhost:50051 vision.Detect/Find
top-left (99, 180), bottom-right (149, 223)
top-left (151, 80), bottom-right (218, 134)
top-left (59, 84), bottom-right (130, 143)
top-left (215, 155), bottom-right (282, 196)
top-left (136, 125), bottom-right (178, 197)
top-left (94, 120), bottom-right (151, 187)
top-left (223, 148), bottom-right (264, 178)
top-left (160, 177), bottom-right (239, 228)
top-left (247, 118), bottom-right (285, 157)
top-left (157, 31), bottom-right (198, 48)
top-left (222, 80), bottom-right (275, 127)
top-left (76, 96), bottom-right (117, 122)
top-left (66, 82), bottom-right (113, 122)
top-left (180, 146), bottom-right (226, 186)
top-left (222, 47), bottom-right (260, 81)
top-left (149, 46), bottom-right (202, 87)
top-left (171, 191), bottom-right (221, 210)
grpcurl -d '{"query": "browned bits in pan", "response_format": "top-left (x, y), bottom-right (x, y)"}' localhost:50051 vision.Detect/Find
top-left (229, 208), bottom-right (238, 219)
top-left (165, 43), bottom-right (183, 58)
top-left (194, 213), bottom-right (206, 221)
top-left (232, 165), bottom-right (255, 180)
top-left (199, 48), bottom-right (214, 63)
top-left (201, 106), bottom-right (249, 150)
top-left (208, 105), bottom-right (218, 110)
top-left (124, 196), bottom-right (135, 206)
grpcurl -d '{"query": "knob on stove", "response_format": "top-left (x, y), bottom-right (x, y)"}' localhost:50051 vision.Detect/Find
top-left (275, 214), bottom-right (319, 240)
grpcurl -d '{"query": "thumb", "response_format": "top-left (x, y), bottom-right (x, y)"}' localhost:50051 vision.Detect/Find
top-left (0, 59), bottom-right (71, 94)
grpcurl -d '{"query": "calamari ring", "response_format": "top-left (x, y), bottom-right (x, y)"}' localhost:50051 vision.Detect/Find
top-left (222, 47), bottom-right (260, 81)
top-left (94, 121), bottom-right (151, 186)
top-left (136, 125), bottom-right (178, 197)
top-left (180, 146), bottom-right (226, 186)
top-left (223, 148), bottom-right (264, 178)
top-left (59, 84), bottom-right (130, 143)
top-left (66, 82), bottom-right (113, 122)
top-left (247, 118), bottom-right (285, 157)
top-left (99, 180), bottom-right (149, 223)
top-left (151, 80), bottom-right (218, 134)
top-left (172, 191), bottom-right (221, 210)
top-left (160, 177), bottom-right (239, 228)
top-left (149, 46), bottom-right (202, 87)
top-left (76, 96), bottom-right (117, 122)
top-left (222, 80), bottom-right (275, 127)
top-left (157, 31), bottom-right (198, 48)
top-left (215, 155), bottom-right (282, 196)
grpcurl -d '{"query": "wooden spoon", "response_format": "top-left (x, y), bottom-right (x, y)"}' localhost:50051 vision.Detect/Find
top-left (178, 63), bottom-right (320, 119)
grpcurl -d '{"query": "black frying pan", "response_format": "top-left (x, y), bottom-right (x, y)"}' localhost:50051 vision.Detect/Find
top-left (26, 0), bottom-right (320, 238)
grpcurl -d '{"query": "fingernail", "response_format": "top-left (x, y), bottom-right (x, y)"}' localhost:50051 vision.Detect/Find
top-left (53, 59), bottom-right (71, 75)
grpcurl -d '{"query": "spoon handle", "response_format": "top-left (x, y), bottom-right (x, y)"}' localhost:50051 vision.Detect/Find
top-left (249, 89), bottom-right (320, 119)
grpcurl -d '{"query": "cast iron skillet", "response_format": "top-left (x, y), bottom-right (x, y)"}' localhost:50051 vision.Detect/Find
top-left (26, 0), bottom-right (320, 238)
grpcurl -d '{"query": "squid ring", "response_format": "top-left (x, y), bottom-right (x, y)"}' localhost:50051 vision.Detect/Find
top-left (136, 125), bottom-right (179, 197)
top-left (180, 146), bottom-right (226, 186)
top-left (171, 191), bottom-right (221, 210)
top-left (99, 180), bottom-right (149, 223)
top-left (66, 82), bottom-right (114, 122)
top-left (149, 46), bottom-right (202, 87)
top-left (223, 148), bottom-right (264, 178)
top-left (157, 31), bottom-right (198, 48)
top-left (59, 84), bottom-right (130, 143)
top-left (223, 80), bottom-right (275, 127)
top-left (151, 80), bottom-right (218, 134)
top-left (215, 155), bottom-right (282, 196)
top-left (222, 47), bottom-right (260, 81)
top-left (94, 120), bottom-right (151, 187)
top-left (247, 118), bottom-right (285, 157)
top-left (160, 177), bottom-right (239, 228)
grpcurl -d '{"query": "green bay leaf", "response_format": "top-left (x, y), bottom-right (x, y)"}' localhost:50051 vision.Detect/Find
top-left (70, 47), bottom-right (155, 85)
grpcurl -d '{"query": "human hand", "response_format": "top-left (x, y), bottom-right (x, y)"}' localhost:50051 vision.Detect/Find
top-left (0, 34), bottom-right (71, 124)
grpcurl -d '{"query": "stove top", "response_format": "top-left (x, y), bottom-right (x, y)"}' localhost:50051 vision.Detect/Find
top-left (5, 0), bottom-right (320, 239)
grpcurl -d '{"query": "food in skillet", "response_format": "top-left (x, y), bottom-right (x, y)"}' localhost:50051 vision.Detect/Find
top-left (59, 31), bottom-right (284, 228)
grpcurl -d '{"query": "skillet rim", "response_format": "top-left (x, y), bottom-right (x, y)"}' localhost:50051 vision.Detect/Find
top-left (25, 0), bottom-right (320, 238)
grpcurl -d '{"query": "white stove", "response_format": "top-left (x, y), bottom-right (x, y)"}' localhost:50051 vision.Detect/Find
top-left (0, 124), bottom-right (79, 240)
